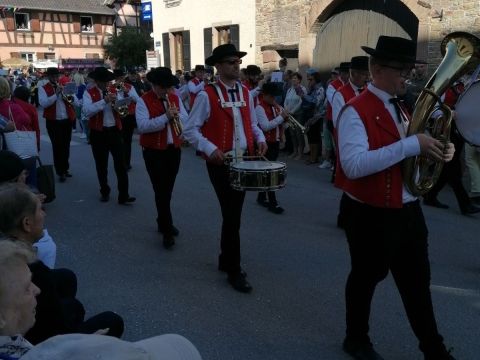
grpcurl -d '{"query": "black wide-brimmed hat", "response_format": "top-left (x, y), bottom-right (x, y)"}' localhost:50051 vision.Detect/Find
top-left (146, 67), bottom-right (176, 87)
top-left (46, 67), bottom-right (60, 76)
top-left (194, 65), bottom-right (205, 71)
top-left (88, 67), bottom-right (115, 82)
top-left (0, 150), bottom-right (25, 183)
top-left (205, 44), bottom-right (247, 66)
top-left (113, 69), bottom-right (125, 78)
top-left (361, 36), bottom-right (426, 64)
top-left (245, 65), bottom-right (261, 76)
top-left (350, 56), bottom-right (369, 71)
top-left (261, 82), bottom-right (283, 97)
top-left (338, 62), bottom-right (351, 72)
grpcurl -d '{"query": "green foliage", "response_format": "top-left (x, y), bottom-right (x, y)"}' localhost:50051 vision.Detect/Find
top-left (104, 26), bottom-right (152, 68)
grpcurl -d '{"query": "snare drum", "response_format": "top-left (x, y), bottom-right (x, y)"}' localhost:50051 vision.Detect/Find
top-left (229, 160), bottom-right (287, 191)
top-left (454, 80), bottom-right (480, 146)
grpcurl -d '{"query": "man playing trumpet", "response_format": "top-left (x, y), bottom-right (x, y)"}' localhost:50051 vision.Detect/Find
top-left (135, 67), bottom-right (187, 249)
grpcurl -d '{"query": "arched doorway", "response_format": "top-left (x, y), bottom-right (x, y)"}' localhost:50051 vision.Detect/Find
top-left (305, 0), bottom-right (424, 72)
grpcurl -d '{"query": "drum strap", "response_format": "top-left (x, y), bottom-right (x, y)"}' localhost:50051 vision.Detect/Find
top-left (212, 82), bottom-right (246, 162)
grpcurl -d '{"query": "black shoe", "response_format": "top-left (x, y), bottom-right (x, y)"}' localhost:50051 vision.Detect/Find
top-left (423, 198), bottom-right (449, 209)
top-left (461, 204), bottom-right (480, 215)
top-left (227, 272), bottom-right (252, 293)
top-left (343, 339), bottom-right (384, 360)
top-left (163, 234), bottom-right (175, 249)
top-left (118, 196), bottom-right (136, 205)
top-left (100, 194), bottom-right (110, 202)
top-left (257, 198), bottom-right (269, 207)
top-left (268, 205), bottom-right (284, 214)
top-left (59, 174), bottom-right (66, 183)
top-left (65, 171), bottom-right (73, 178)
top-left (157, 225), bottom-right (180, 236)
top-left (218, 264), bottom-right (247, 277)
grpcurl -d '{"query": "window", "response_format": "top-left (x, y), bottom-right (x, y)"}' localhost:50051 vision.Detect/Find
top-left (15, 13), bottom-right (30, 31)
top-left (216, 26), bottom-right (230, 45)
top-left (20, 53), bottom-right (34, 62)
top-left (44, 53), bottom-right (56, 60)
top-left (80, 16), bottom-right (93, 32)
top-left (173, 32), bottom-right (184, 70)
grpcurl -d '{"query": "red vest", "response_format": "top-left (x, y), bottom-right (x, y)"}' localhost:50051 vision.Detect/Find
top-left (336, 90), bottom-right (404, 208)
top-left (139, 90), bottom-right (183, 150)
top-left (258, 98), bottom-right (283, 143)
top-left (42, 82), bottom-right (76, 122)
top-left (242, 80), bottom-right (259, 107)
top-left (108, 83), bottom-right (136, 115)
top-left (326, 78), bottom-right (345, 122)
top-left (338, 82), bottom-right (358, 104)
top-left (87, 86), bottom-right (122, 131)
top-left (444, 83), bottom-right (465, 109)
top-left (201, 83), bottom-right (255, 156)
top-left (189, 78), bottom-right (201, 108)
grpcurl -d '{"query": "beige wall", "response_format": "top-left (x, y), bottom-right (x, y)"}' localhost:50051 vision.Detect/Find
top-left (151, 0), bottom-right (256, 70)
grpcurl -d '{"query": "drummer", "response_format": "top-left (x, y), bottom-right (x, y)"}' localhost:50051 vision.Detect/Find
top-left (255, 82), bottom-right (289, 214)
top-left (183, 44), bottom-right (267, 293)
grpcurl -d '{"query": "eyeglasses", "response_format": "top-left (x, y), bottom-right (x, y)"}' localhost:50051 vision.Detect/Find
top-left (221, 59), bottom-right (242, 65)
top-left (381, 64), bottom-right (413, 78)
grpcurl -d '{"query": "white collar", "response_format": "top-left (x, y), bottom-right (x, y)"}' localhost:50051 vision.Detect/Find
top-left (367, 83), bottom-right (396, 104)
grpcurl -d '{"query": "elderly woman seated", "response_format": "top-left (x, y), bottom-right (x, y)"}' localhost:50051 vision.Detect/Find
top-left (0, 240), bottom-right (202, 360)
top-left (0, 184), bottom-right (124, 345)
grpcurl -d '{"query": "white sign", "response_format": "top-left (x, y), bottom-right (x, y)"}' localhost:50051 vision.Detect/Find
top-left (146, 50), bottom-right (160, 70)
top-left (271, 71), bottom-right (283, 82)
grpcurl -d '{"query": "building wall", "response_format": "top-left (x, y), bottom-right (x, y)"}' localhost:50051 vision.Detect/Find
top-left (256, 0), bottom-right (480, 75)
top-left (151, 0), bottom-right (256, 71)
top-left (0, 10), bottom-right (115, 65)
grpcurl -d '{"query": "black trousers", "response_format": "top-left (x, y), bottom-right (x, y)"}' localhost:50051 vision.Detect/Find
top-left (424, 140), bottom-right (470, 212)
top-left (121, 114), bottom-right (136, 167)
top-left (207, 162), bottom-right (246, 274)
top-left (343, 195), bottom-right (446, 356)
top-left (257, 141), bottom-right (280, 206)
top-left (143, 146), bottom-right (181, 235)
top-left (46, 119), bottom-right (72, 176)
top-left (89, 127), bottom-right (130, 200)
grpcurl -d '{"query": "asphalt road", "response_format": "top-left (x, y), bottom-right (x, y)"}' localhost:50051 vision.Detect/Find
top-left (38, 125), bottom-right (480, 360)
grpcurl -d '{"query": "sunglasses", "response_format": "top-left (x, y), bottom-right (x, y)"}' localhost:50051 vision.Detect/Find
top-left (221, 59), bottom-right (242, 65)
top-left (381, 64), bottom-right (413, 78)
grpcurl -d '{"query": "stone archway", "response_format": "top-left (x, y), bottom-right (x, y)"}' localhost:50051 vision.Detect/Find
top-left (298, 0), bottom-right (432, 71)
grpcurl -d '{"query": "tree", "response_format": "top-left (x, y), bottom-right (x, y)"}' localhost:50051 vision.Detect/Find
top-left (104, 26), bottom-right (152, 69)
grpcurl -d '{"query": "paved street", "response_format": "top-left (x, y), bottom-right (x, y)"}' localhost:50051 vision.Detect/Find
top-left (38, 126), bottom-right (479, 360)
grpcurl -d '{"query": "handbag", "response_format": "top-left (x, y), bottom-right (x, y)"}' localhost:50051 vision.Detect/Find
top-left (2, 106), bottom-right (38, 158)
top-left (36, 157), bottom-right (56, 203)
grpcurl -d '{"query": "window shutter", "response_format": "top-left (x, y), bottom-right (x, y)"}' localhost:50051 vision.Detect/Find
top-left (10, 52), bottom-right (20, 58)
top-left (182, 30), bottom-right (191, 71)
top-left (72, 15), bottom-right (80, 32)
top-left (162, 32), bottom-right (170, 68)
top-left (6, 13), bottom-right (15, 31)
top-left (203, 27), bottom-right (212, 61)
top-left (230, 24), bottom-right (239, 50)
top-left (94, 15), bottom-right (102, 33)
top-left (36, 52), bottom-right (45, 60)
top-left (31, 13), bottom-right (40, 32)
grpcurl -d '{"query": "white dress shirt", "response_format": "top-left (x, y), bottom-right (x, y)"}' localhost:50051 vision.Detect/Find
top-left (82, 86), bottom-right (116, 127)
top-left (116, 85), bottom-right (140, 103)
top-left (135, 95), bottom-right (188, 144)
top-left (255, 104), bottom-right (284, 141)
top-left (332, 81), bottom-right (363, 128)
top-left (184, 80), bottom-right (265, 157)
top-left (326, 80), bottom-right (345, 107)
top-left (187, 78), bottom-right (205, 95)
top-left (38, 81), bottom-right (78, 120)
top-left (337, 82), bottom-right (420, 203)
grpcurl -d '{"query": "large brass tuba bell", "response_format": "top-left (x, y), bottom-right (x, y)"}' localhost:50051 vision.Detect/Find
top-left (403, 32), bottom-right (480, 196)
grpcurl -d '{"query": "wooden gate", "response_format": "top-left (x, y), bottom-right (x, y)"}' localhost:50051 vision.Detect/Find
top-left (312, 9), bottom-right (411, 72)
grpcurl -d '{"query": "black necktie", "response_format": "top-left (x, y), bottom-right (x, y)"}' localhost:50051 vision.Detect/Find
top-left (389, 98), bottom-right (403, 124)
top-left (228, 88), bottom-right (238, 102)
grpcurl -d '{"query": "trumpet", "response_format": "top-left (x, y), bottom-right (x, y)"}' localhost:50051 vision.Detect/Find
top-left (276, 105), bottom-right (305, 134)
top-left (165, 96), bottom-right (182, 137)
top-left (63, 93), bottom-right (75, 105)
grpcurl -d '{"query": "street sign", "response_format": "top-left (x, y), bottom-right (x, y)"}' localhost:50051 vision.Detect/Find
top-left (141, 2), bottom-right (152, 21)
top-left (146, 50), bottom-right (160, 70)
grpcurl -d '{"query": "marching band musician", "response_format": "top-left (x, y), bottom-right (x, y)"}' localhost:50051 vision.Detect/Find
top-left (243, 65), bottom-right (262, 106)
top-left (82, 67), bottom-right (135, 205)
top-left (111, 69), bottom-right (140, 170)
top-left (336, 36), bottom-right (456, 360)
top-left (38, 67), bottom-right (78, 182)
top-left (135, 67), bottom-right (188, 249)
top-left (255, 82), bottom-right (287, 214)
top-left (183, 44), bottom-right (267, 293)
top-left (188, 65), bottom-right (207, 109)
